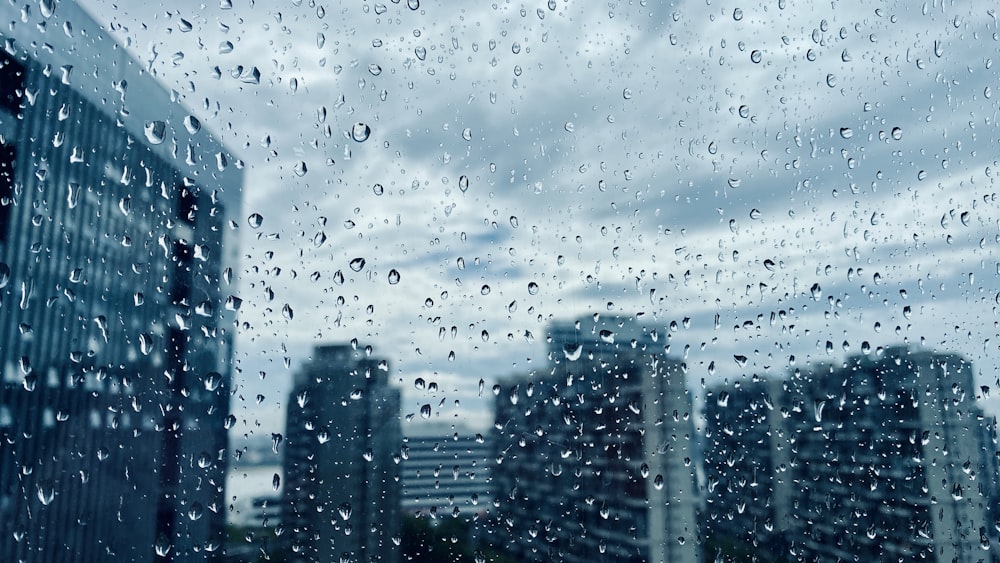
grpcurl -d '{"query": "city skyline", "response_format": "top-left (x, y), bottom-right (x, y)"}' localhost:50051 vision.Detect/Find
top-left (2, 0), bottom-right (1000, 560)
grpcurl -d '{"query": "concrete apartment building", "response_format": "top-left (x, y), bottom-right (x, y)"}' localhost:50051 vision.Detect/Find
top-left (491, 315), bottom-right (700, 563)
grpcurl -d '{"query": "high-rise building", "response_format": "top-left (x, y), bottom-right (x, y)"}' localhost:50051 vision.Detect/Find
top-left (702, 378), bottom-right (793, 561)
top-left (702, 347), bottom-right (999, 562)
top-left (400, 430), bottom-right (492, 517)
top-left (490, 315), bottom-right (700, 563)
top-left (282, 344), bottom-right (402, 563)
top-left (0, 2), bottom-right (242, 562)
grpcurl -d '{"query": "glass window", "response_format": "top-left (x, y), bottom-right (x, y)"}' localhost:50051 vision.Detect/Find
top-left (0, 1), bottom-right (997, 562)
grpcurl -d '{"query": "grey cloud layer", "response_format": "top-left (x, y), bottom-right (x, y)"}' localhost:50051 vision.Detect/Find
top-left (82, 0), bottom-right (1000, 431)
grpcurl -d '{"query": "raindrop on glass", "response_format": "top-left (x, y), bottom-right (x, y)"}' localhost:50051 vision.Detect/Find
top-left (351, 123), bottom-right (372, 142)
top-left (144, 121), bottom-right (166, 145)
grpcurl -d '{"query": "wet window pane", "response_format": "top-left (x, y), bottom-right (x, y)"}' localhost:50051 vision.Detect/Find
top-left (0, 1), bottom-right (998, 562)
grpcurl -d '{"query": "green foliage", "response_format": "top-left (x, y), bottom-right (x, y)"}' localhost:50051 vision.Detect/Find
top-left (223, 524), bottom-right (290, 563)
top-left (400, 516), bottom-right (519, 563)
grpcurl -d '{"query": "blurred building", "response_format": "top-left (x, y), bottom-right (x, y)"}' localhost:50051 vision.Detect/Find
top-left (282, 344), bottom-right (401, 563)
top-left (401, 431), bottom-right (492, 517)
top-left (0, 1), bottom-right (241, 562)
top-left (491, 315), bottom-right (700, 563)
top-left (702, 378), bottom-right (793, 561)
top-left (702, 347), bottom-right (1000, 562)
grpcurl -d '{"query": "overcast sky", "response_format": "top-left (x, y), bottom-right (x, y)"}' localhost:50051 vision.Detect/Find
top-left (76, 0), bottom-right (1000, 443)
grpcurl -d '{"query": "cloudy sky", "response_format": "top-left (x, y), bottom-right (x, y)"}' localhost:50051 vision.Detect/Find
top-left (78, 0), bottom-right (1000, 442)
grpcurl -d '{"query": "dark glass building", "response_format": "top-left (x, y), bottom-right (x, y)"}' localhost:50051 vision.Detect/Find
top-left (282, 344), bottom-right (402, 563)
top-left (490, 315), bottom-right (700, 563)
top-left (0, 1), bottom-right (242, 561)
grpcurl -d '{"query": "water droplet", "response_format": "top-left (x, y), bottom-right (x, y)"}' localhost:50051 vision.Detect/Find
top-left (480, 284), bottom-right (491, 295)
top-left (810, 283), bottom-right (822, 300)
top-left (293, 161), bottom-right (308, 177)
top-left (750, 49), bottom-right (762, 63)
top-left (368, 63), bottom-right (382, 76)
top-left (733, 8), bottom-right (743, 21)
top-left (373, 183), bottom-right (384, 196)
top-left (462, 128), bottom-right (472, 141)
top-left (839, 127), bottom-right (853, 139)
top-left (351, 123), bottom-right (371, 142)
top-left (203, 372), bottom-right (222, 392)
top-left (826, 73), bottom-right (837, 87)
top-left (272, 473), bottom-right (281, 491)
top-left (39, 0), bottom-right (56, 18)
top-left (36, 483), bottom-right (55, 505)
top-left (223, 415), bottom-right (237, 429)
top-left (622, 88), bottom-right (633, 99)
top-left (407, 0), bottom-right (419, 9)
top-left (564, 122), bottom-right (575, 132)
top-left (138, 333), bottom-right (153, 356)
top-left (527, 282), bottom-right (539, 295)
top-left (891, 127), bottom-right (902, 140)
top-left (183, 115), bottom-right (201, 134)
top-left (154, 536), bottom-right (172, 557)
top-left (599, 330), bottom-right (615, 343)
top-left (387, 269), bottom-right (401, 285)
top-left (727, 178), bottom-right (741, 188)
top-left (282, 304), bottom-right (294, 320)
top-left (66, 182), bottom-right (81, 209)
top-left (317, 430), bottom-right (330, 444)
top-left (420, 404), bottom-right (432, 418)
top-left (459, 175), bottom-right (470, 192)
top-left (187, 502), bottom-right (203, 521)
top-left (415, 46), bottom-right (427, 60)
top-left (349, 257), bottom-right (366, 272)
top-left (414, 378), bottom-right (426, 390)
top-left (144, 121), bottom-right (166, 145)
top-left (0, 263), bottom-right (10, 288)
top-left (563, 343), bottom-right (582, 361)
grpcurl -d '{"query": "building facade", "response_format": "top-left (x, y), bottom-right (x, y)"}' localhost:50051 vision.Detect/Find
top-left (282, 344), bottom-right (402, 563)
top-left (491, 315), bottom-right (700, 563)
top-left (400, 432), bottom-right (492, 517)
top-left (702, 378), bottom-right (794, 561)
top-left (0, 2), bottom-right (242, 562)
top-left (703, 348), bottom-right (999, 562)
